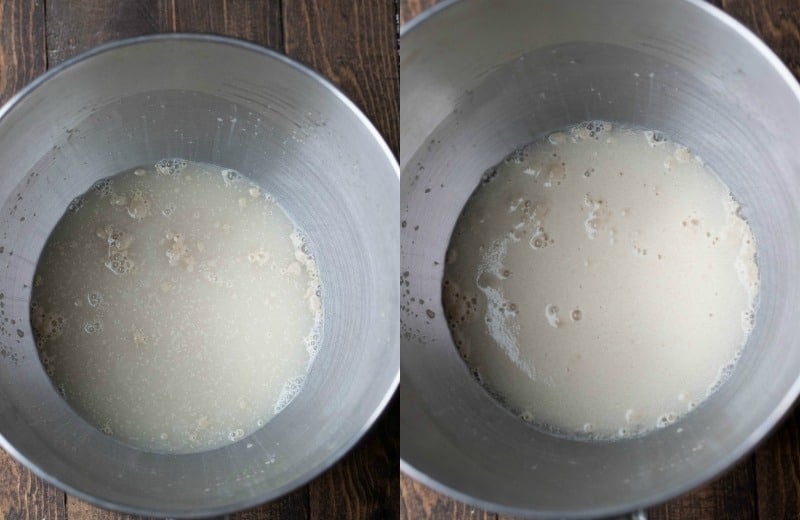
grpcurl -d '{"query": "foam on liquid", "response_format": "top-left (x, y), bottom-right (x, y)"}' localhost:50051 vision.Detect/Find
top-left (32, 160), bottom-right (322, 453)
top-left (444, 122), bottom-right (758, 440)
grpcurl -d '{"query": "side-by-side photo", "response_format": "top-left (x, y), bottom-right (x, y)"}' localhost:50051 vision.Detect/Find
top-left (5, 0), bottom-right (800, 519)
top-left (401, 0), bottom-right (800, 519)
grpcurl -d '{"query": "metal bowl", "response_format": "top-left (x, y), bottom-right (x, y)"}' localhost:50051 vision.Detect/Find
top-left (400, 0), bottom-right (800, 517)
top-left (0, 34), bottom-right (398, 517)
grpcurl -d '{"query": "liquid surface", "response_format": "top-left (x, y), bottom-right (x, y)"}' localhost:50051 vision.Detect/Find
top-left (32, 160), bottom-right (322, 453)
top-left (444, 122), bottom-right (758, 439)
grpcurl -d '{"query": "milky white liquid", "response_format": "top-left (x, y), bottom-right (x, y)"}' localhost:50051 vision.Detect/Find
top-left (32, 160), bottom-right (322, 453)
top-left (444, 122), bottom-right (758, 439)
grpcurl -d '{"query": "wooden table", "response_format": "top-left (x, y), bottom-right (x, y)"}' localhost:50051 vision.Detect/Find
top-left (399, 1), bottom-right (800, 519)
top-left (0, 1), bottom-right (398, 519)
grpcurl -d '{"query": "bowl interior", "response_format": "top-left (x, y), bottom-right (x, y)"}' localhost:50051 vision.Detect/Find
top-left (401, 0), bottom-right (800, 517)
top-left (0, 36), bottom-right (398, 516)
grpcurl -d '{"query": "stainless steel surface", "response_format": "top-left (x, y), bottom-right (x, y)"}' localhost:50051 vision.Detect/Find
top-left (400, 0), bottom-right (800, 517)
top-left (0, 35), bottom-right (399, 517)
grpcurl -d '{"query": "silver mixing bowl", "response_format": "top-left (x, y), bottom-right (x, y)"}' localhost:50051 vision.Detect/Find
top-left (0, 35), bottom-right (398, 516)
top-left (400, 0), bottom-right (800, 517)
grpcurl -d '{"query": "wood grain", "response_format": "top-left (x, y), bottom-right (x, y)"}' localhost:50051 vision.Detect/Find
top-left (45, 0), bottom-right (283, 68)
top-left (0, 0), bottom-right (46, 103)
top-left (397, 0), bottom-right (796, 518)
top-left (66, 498), bottom-right (151, 520)
top-left (648, 458), bottom-right (758, 520)
top-left (755, 408), bottom-right (800, 519)
top-left (1, 0), bottom-right (398, 519)
top-left (401, 474), bottom-right (494, 520)
top-left (399, 0), bottom-right (438, 26)
top-left (45, 0), bottom-right (173, 67)
top-left (284, 0), bottom-right (399, 155)
top-left (0, 2), bottom-right (66, 519)
top-left (231, 487), bottom-right (309, 520)
top-left (0, 449), bottom-right (66, 520)
top-left (170, 0), bottom-right (282, 48)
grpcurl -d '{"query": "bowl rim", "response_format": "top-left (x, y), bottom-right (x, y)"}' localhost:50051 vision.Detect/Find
top-left (0, 32), bottom-right (400, 518)
top-left (399, 0), bottom-right (800, 517)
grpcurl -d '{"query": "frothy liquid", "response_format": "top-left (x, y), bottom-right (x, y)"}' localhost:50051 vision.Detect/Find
top-left (444, 122), bottom-right (758, 439)
top-left (32, 160), bottom-right (322, 453)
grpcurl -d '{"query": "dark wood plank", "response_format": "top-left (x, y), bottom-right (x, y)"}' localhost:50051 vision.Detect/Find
top-left (46, 0), bottom-right (283, 68)
top-left (0, 0), bottom-right (47, 102)
top-left (283, 0), bottom-right (399, 156)
top-left (232, 487), bottom-right (309, 520)
top-left (648, 458), bottom-right (757, 520)
top-left (45, 0), bottom-right (173, 67)
top-left (0, 447), bottom-right (67, 520)
top-left (0, 2), bottom-right (66, 519)
top-left (171, 0), bottom-right (282, 49)
top-left (64, 487), bottom-right (309, 520)
top-left (399, 0), bottom-right (437, 26)
top-left (401, 474), bottom-right (495, 520)
top-left (754, 408), bottom-right (800, 519)
top-left (66, 498), bottom-right (153, 520)
top-left (308, 397), bottom-right (400, 520)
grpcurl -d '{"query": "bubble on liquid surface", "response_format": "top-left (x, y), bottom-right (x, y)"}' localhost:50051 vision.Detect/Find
top-left (105, 251), bottom-right (135, 275)
top-left (247, 249), bottom-right (270, 266)
top-left (92, 179), bottom-right (113, 197)
top-left (644, 130), bottom-right (667, 146)
top-left (67, 196), bottom-right (84, 213)
top-left (155, 158), bottom-right (188, 176)
top-left (656, 412), bottom-right (678, 428)
top-left (31, 306), bottom-right (66, 342)
top-left (570, 120), bottom-right (612, 142)
top-left (83, 320), bottom-right (102, 334)
top-left (545, 304), bottom-right (560, 328)
top-left (99, 225), bottom-right (133, 251)
top-left (304, 331), bottom-right (321, 360)
top-left (221, 169), bottom-right (242, 186)
top-left (274, 375), bottom-right (305, 414)
top-left (87, 291), bottom-right (103, 307)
